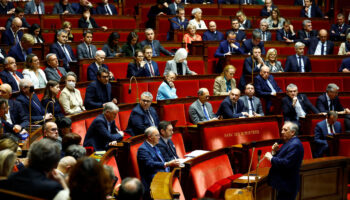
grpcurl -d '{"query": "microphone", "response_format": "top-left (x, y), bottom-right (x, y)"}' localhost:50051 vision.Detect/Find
top-left (257, 150), bottom-right (262, 163)
top-left (246, 141), bottom-right (256, 188)
top-left (255, 150), bottom-right (262, 181)
top-left (29, 86), bottom-right (35, 94)
top-left (128, 76), bottom-right (139, 102)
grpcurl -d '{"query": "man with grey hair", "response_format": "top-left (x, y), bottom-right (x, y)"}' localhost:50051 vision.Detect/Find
top-left (65, 144), bottom-right (86, 160)
top-left (282, 83), bottom-right (319, 124)
top-left (284, 42), bottom-right (311, 72)
top-left (140, 28), bottom-right (174, 57)
top-left (87, 50), bottom-right (114, 81)
top-left (189, 88), bottom-right (217, 124)
top-left (316, 83), bottom-right (350, 114)
top-left (126, 92), bottom-right (160, 136)
top-left (137, 126), bottom-right (180, 197)
top-left (297, 19), bottom-right (318, 42)
top-left (257, 18), bottom-right (272, 41)
top-left (50, 29), bottom-right (76, 71)
top-left (45, 53), bottom-right (67, 82)
top-left (203, 21), bottom-right (224, 41)
top-left (242, 29), bottom-right (266, 55)
top-left (8, 33), bottom-right (34, 62)
top-left (44, 121), bottom-right (60, 143)
top-left (0, 56), bottom-right (24, 92)
top-left (0, 139), bottom-right (64, 199)
top-left (83, 102), bottom-right (124, 151)
top-left (117, 177), bottom-right (144, 200)
top-left (306, 29), bottom-right (334, 55)
top-left (156, 71), bottom-right (178, 100)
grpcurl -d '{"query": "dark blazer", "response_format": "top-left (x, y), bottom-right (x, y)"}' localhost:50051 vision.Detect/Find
top-left (87, 62), bottom-right (109, 81)
top-left (314, 119), bottom-right (341, 157)
top-left (144, 60), bottom-right (160, 76)
top-left (137, 142), bottom-right (167, 191)
top-left (254, 74), bottom-right (282, 97)
top-left (96, 3), bottom-right (118, 15)
top-left (102, 44), bottom-right (122, 58)
top-left (189, 0), bottom-right (214, 3)
top-left (268, 137), bottom-right (304, 196)
top-left (297, 30), bottom-right (318, 41)
top-left (8, 99), bottom-right (29, 129)
top-left (71, 3), bottom-right (95, 14)
top-left (316, 93), bottom-right (344, 112)
top-left (140, 40), bottom-right (173, 56)
top-left (49, 42), bottom-right (76, 71)
top-left (276, 28), bottom-right (296, 41)
top-left (284, 55), bottom-right (312, 72)
top-left (0, 70), bottom-right (24, 92)
top-left (239, 95), bottom-right (264, 116)
top-left (300, 5), bottom-right (324, 18)
top-left (168, 3), bottom-right (184, 15)
top-left (8, 43), bottom-right (32, 62)
top-left (83, 114), bottom-right (123, 151)
top-left (339, 57), bottom-right (350, 72)
top-left (127, 62), bottom-right (156, 78)
top-left (258, 30), bottom-right (272, 42)
top-left (282, 94), bottom-right (319, 123)
top-left (157, 137), bottom-right (178, 162)
top-left (239, 56), bottom-right (261, 89)
top-left (16, 93), bottom-right (45, 122)
top-left (242, 39), bottom-right (266, 55)
top-left (146, 5), bottom-right (170, 29)
top-left (78, 17), bottom-right (99, 28)
top-left (84, 80), bottom-right (112, 110)
top-left (52, 2), bottom-right (75, 14)
top-left (125, 104), bottom-right (160, 136)
top-left (216, 96), bottom-right (246, 119)
top-left (44, 66), bottom-right (67, 83)
top-left (214, 40), bottom-right (243, 57)
top-left (225, 29), bottom-right (246, 41)
top-left (241, 19), bottom-right (252, 29)
top-left (41, 98), bottom-right (64, 118)
top-left (1, 28), bottom-right (23, 46)
top-left (260, 5), bottom-right (277, 17)
top-left (77, 43), bottom-right (97, 59)
top-left (24, 0), bottom-right (45, 14)
top-left (202, 30), bottom-right (225, 41)
top-left (330, 23), bottom-right (350, 41)
top-left (306, 38), bottom-right (334, 55)
top-left (169, 16), bottom-right (189, 33)
top-left (5, 16), bottom-right (30, 29)
top-left (0, 2), bottom-right (14, 14)
top-left (121, 43), bottom-right (142, 57)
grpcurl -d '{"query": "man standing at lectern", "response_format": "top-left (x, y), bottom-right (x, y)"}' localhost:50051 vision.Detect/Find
top-left (265, 121), bottom-right (304, 200)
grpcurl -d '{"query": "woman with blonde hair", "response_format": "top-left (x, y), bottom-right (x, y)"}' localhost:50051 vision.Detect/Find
top-left (183, 23), bottom-right (202, 52)
top-left (236, 11), bottom-right (251, 30)
top-left (213, 65), bottom-right (236, 95)
top-left (189, 8), bottom-right (207, 30)
top-left (265, 48), bottom-right (284, 72)
top-left (0, 149), bottom-right (17, 179)
top-left (266, 8), bottom-right (285, 30)
top-left (164, 48), bottom-right (197, 76)
top-left (61, 21), bottom-right (74, 42)
top-left (338, 33), bottom-right (350, 55)
top-left (22, 53), bottom-right (47, 89)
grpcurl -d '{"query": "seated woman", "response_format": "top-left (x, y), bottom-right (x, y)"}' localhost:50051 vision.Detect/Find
top-left (265, 48), bottom-right (284, 72)
top-left (164, 48), bottom-right (197, 76)
top-left (236, 11), bottom-right (251, 30)
top-left (41, 80), bottom-right (64, 118)
top-left (102, 32), bottom-right (123, 58)
top-left (122, 32), bottom-right (142, 57)
top-left (338, 33), bottom-right (350, 55)
top-left (61, 21), bottom-right (74, 42)
top-left (0, 137), bottom-right (25, 172)
top-left (214, 65), bottom-right (236, 96)
top-left (28, 24), bottom-right (44, 44)
top-left (189, 8), bottom-right (207, 30)
top-left (22, 53), bottom-right (47, 89)
top-left (0, 149), bottom-right (17, 179)
top-left (183, 23), bottom-right (202, 52)
top-left (59, 72), bottom-right (85, 115)
top-left (78, 9), bottom-right (107, 30)
top-left (156, 71), bottom-right (177, 100)
top-left (266, 8), bottom-right (285, 30)
top-left (127, 50), bottom-right (149, 78)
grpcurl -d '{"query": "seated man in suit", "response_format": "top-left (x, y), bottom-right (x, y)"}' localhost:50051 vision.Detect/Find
top-left (84, 102), bottom-right (124, 151)
top-left (137, 126), bottom-right (180, 198)
top-left (96, 0), bottom-right (118, 15)
top-left (314, 111), bottom-right (342, 158)
top-left (339, 57), bottom-right (350, 72)
top-left (260, 0), bottom-right (276, 17)
top-left (1, 17), bottom-right (23, 46)
top-left (330, 13), bottom-right (349, 41)
top-left (52, 0), bottom-right (75, 14)
top-left (257, 19), bottom-right (272, 42)
top-left (300, 0), bottom-right (324, 18)
top-left (242, 29), bottom-right (266, 55)
top-left (141, 45), bottom-right (160, 77)
top-left (285, 42), bottom-right (312, 72)
top-left (276, 19), bottom-right (296, 43)
top-left (240, 83), bottom-right (264, 117)
top-left (126, 92), bottom-right (160, 136)
top-left (216, 88), bottom-right (249, 119)
top-left (189, 88), bottom-right (218, 124)
top-left (203, 21), bottom-right (224, 41)
top-left (16, 79), bottom-right (53, 124)
top-left (297, 19), bottom-right (318, 42)
top-left (0, 139), bottom-right (63, 199)
top-left (77, 30), bottom-right (97, 60)
top-left (0, 0), bottom-right (15, 15)
top-left (8, 33), bottom-right (34, 62)
top-left (72, 0), bottom-right (95, 14)
top-left (50, 29), bottom-right (77, 71)
top-left (44, 53), bottom-right (67, 83)
top-left (5, 7), bottom-right (30, 29)
top-left (43, 121), bottom-right (61, 147)
top-left (306, 29), bottom-right (334, 55)
top-left (226, 18), bottom-right (246, 42)
top-left (316, 83), bottom-right (350, 114)
top-left (282, 83), bottom-right (319, 124)
top-left (84, 67), bottom-right (117, 110)
top-left (156, 120), bottom-right (179, 161)
top-left (0, 57), bottom-right (24, 92)
top-left (168, 7), bottom-right (188, 40)
top-left (24, 0), bottom-right (45, 14)
top-left (87, 50), bottom-right (114, 81)
top-left (140, 28), bottom-right (174, 57)
top-left (168, 0), bottom-right (183, 15)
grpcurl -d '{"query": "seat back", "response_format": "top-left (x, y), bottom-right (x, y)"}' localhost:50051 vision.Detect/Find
top-left (102, 149), bottom-right (122, 187)
top-left (337, 139), bottom-right (350, 156)
top-left (118, 110), bottom-right (132, 131)
top-left (171, 133), bottom-right (186, 158)
top-left (161, 104), bottom-right (187, 126)
top-left (302, 141), bottom-right (313, 160)
top-left (71, 120), bottom-right (87, 145)
top-left (128, 138), bottom-right (145, 179)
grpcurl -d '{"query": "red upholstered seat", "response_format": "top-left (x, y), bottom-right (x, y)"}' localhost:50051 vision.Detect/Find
top-left (249, 146), bottom-right (275, 170)
top-left (103, 152), bottom-right (122, 187)
top-left (207, 58), bottom-right (218, 74)
top-left (274, 78), bottom-right (285, 92)
top-left (85, 117), bottom-right (95, 130)
top-left (313, 77), bottom-right (343, 92)
top-left (184, 103), bottom-right (193, 125)
top-left (309, 97), bottom-right (317, 106)
top-left (42, 32), bottom-right (56, 43)
top-left (174, 80), bottom-right (199, 98)
top-left (184, 7), bottom-right (219, 16)
top-left (162, 104), bottom-right (187, 126)
top-left (242, 7), bottom-right (263, 17)
top-left (209, 100), bottom-right (222, 114)
top-left (207, 46), bottom-right (218, 59)
top-left (42, 17), bottom-right (61, 29)
top-left (148, 82), bottom-right (162, 99)
top-left (114, 113), bottom-right (121, 130)
top-left (228, 59), bottom-right (245, 79)
top-left (187, 60), bottom-right (205, 75)
top-left (26, 17), bottom-right (40, 26)
top-left (120, 83), bottom-right (148, 103)
top-left (36, 93), bottom-right (44, 101)
top-left (157, 61), bottom-right (167, 75)
top-left (311, 59), bottom-right (339, 73)
top-left (341, 97), bottom-right (350, 108)
top-left (129, 142), bottom-right (143, 179)
top-left (173, 177), bottom-right (185, 200)
top-left (338, 139), bottom-right (350, 157)
top-left (171, 133), bottom-right (186, 158)
top-left (92, 32), bottom-right (113, 42)
top-left (221, 7), bottom-right (240, 16)
top-left (343, 77), bottom-right (350, 92)
top-left (71, 120), bottom-right (87, 145)
top-left (81, 64), bottom-right (89, 82)
top-left (107, 63), bottom-right (129, 79)
top-left (302, 141), bottom-right (313, 160)
top-left (78, 88), bottom-right (87, 102)
top-left (94, 18), bottom-right (136, 29)
top-left (199, 79), bottom-right (215, 95)
top-left (118, 110), bottom-right (132, 131)
top-left (284, 77), bottom-right (314, 92)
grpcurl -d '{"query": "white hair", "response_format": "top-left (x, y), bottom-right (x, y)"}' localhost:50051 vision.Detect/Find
top-left (191, 8), bottom-right (202, 16)
top-left (173, 48), bottom-right (188, 63)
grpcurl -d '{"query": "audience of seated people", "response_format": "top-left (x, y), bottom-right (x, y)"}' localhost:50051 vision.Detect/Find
top-left (52, 0), bottom-right (75, 15)
top-left (141, 28), bottom-right (174, 57)
top-left (300, 0), bottom-right (324, 18)
top-left (189, 88), bottom-right (218, 124)
top-left (0, 57), bottom-right (23, 93)
top-left (298, 19), bottom-right (318, 42)
top-left (214, 65), bottom-right (236, 96)
top-left (122, 32), bottom-right (142, 57)
top-left (203, 21), bottom-right (225, 41)
top-left (24, 0), bottom-right (44, 15)
top-left (41, 80), bottom-right (64, 118)
top-left (183, 23), bottom-right (202, 52)
top-left (146, 0), bottom-right (170, 30)
top-left (5, 7), bottom-right (30, 29)
top-left (168, 7), bottom-right (188, 41)
top-left (156, 71), bottom-right (178, 100)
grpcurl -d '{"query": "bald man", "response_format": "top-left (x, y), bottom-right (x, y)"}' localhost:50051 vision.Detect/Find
top-left (0, 57), bottom-right (24, 92)
top-left (1, 17), bottom-right (23, 46)
top-left (216, 88), bottom-right (249, 119)
top-left (57, 156), bottom-right (76, 179)
top-left (202, 21), bottom-right (224, 41)
top-left (306, 29), bottom-right (334, 55)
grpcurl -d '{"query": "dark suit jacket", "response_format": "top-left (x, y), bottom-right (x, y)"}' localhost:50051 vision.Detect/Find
top-left (127, 62), bottom-right (155, 78)
top-left (168, 3), bottom-right (184, 15)
top-left (87, 62), bottom-right (109, 81)
top-left (300, 5), bottom-right (324, 18)
top-left (203, 30), bottom-right (225, 41)
top-left (49, 42), bottom-right (76, 71)
top-left (44, 66), bottom-right (67, 82)
top-left (0, 70), bottom-right (24, 92)
top-left (284, 55), bottom-right (312, 72)
top-left (339, 57), bottom-right (350, 72)
top-left (41, 98), bottom-right (64, 118)
top-left (8, 99), bottom-right (29, 129)
top-left (140, 40), bottom-right (173, 56)
top-left (146, 5), bottom-right (170, 29)
top-left (216, 96), bottom-right (246, 119)
top-left (96, 3), bottom-right (118, 15)
top-left (84, 80), bottom-right (112, 110)
top-left (260, 5), bottom-right (277, 17)
top-left (125, 104), bottom-right (160, 136)
top-left (121, 43), bottom-right (142, 57)
top-left (144, 60), bottom-right (160, 76)
top-left (258, 30), bottom-right (272, 41)
top-left (0, 2), bottom-right (14, 14)
top-left (254, 74), bottom-right (282, 97)
top-left (157, 137), bottom-right (178, 162)
top-left (169, 16), bottom-right (189, 32)
top-left (268, 137), bottom-right (304, 195)
top-left (297, 30), bottom-right (318, 41)
top-left (276, 28), bottom-right (296, 41)
top-left (24, 1), bottom-right (45, 14)
top-left (306, 38), bottom-right (334, 55)
top-left (189, 0), bottom-right (214, 3)
top-left (214, 40), bottom-right (243, 57)
top-left (282, 94), bottom-right (319, 123)
top-left (239, 56), bottom-right (261, 89)
top-left (83, 114), bottom-right (123, 151)
top-left (316, 93), bottom-right (344, 112)
top-left (71, 3), bottom-right (95, 14)
top-left (242, 39), bottom-right (266, 55)
top-left (1, 28), bottom-right (23, 46)
top-left (240, 95), bottom-right (264, 116)
top-left (225, 29), bottom-right (246, 41)
top-left (78, 17), bottom-right (99, 28)
top-left (330, 23), bottom-right (350, 41)
top-left (16, 93), bottom-right (45, 122)
top-left (52, 2), bottom-right (75, 14)
top-left (5, 16), bottom-right (30, 29)
top-left (8, 43), bottom-right (32, 62)
top-left (314, 119), bottom-right (341, 157)
top-left (77, 43), bottom-right (97, 59)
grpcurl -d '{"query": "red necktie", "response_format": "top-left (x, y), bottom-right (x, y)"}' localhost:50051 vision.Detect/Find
top-left (13, 73), bottom-right (21, 82)
top-left (149, 62), bottom-right (155, 76)
top-left (56, 69), bottom-right (62, 77)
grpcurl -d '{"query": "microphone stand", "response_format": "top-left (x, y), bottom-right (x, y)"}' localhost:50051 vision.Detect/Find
top-left (246, 146), bottom-right (255, 190)
top-left (129, 76), bottom-right (139, 103)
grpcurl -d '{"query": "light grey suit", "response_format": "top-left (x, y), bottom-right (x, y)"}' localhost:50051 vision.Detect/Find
top-left (77, 43), bottom-right (97, 60)
top-left (44, 66), bottom-right (67, 83)
top-left (189, 99), bottom-right (216, 124)
top-left (164, 60), bottom-right (194, 75)
top-left (24, 0), bottom-right (45, 14)
top-left (239, 95), bottom-right (264, 116)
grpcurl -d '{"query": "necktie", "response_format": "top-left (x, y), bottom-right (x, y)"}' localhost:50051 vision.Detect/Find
top-left (56, 69), bottom-right (62, 77)
top-left (88, 45), bottom-right (92, 58)
top-left (105, 5), bottom-right (112, 15)
top-left (339, 25), bottom-right (342, 31)
top-left (321, 42), bottom-right (325, 55)
top-left (202, 104), bottom-right (210, 120)
top-left (330, 124), bottom-right (334, 135)
top-left (14, 33), bottom-right (19, 44)
top-left (249, 98), bottom-right (254, 115)
top-left (151, 42), bottom-right (157, 56)
top-left (233, 103), bottom-right (237, 114)
top-left (168, 141), bottom-right (177, 158)
top-left (329, 100), bottom-right (334, 111)
top-left (267, 80), bottom-right (276, 93)
top-left (61, 44), bottom-right (72, 62)
top-left (153, 146), bottom-right (169, 172)
top-left (307, 32), bottom-right (310, 38)
top-left (22, 50), bottom-right (27, 60)
top-left (263, 32), bottom-right (266, 41)
top-left (298, 56), bottom-right (304, 72)
top-left (148, 62), bottom-right (155, 76)
top-left (32, 98), bottom-right (42, 112)
top-left (147, 110), bottom-right (155, 126)
top-left (37, 5), bottom-right (41, 14)
top-left (13, 72), bottom-right (21, 82)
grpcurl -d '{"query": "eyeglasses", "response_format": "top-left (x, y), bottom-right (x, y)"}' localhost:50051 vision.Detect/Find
top-left (101, 76), bottom-right (109, 79)
top-left (141, 99), bottom-right (152, 103)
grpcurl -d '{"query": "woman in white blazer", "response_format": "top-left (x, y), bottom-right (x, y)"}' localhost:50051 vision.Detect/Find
top-left (163, 48), bottom-right (197, 76)
top-left (22, 53), bottom-right (47, 89)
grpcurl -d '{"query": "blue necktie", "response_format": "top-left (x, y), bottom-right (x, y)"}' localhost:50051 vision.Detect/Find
top-left (202, 104), bottom-right (210, 120)
top-left (249, 98), bottom-right (254, 114)
top-left (154, 146), bottom-right (169, 172)
top-left (321, 42), bottom-right (325, 55)
top-left (151, 42), bottom-right (157, 57)
top-left (61, 44), bottom-right (72, 62)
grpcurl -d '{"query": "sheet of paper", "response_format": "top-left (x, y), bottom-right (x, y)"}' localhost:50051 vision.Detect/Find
top-left (184, 150), bottom-right (210, 158)
top-left (238, 176), bottom-right (261, 180)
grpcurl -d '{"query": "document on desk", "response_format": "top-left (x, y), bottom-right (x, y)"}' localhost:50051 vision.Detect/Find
top-left (184, 150), bottom-right (210, 158)
top-left (238, 175), bottom-right (262, 180)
